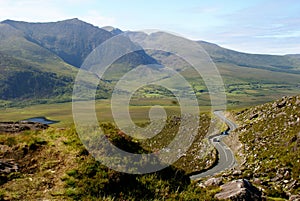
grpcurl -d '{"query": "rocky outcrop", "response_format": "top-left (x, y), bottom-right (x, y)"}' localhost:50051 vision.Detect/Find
top-left (215, 179), bottom-right (262, 201)
top-left (204, 177), bottom-right (223, 187)
top-left (0, 160), bottom-right (18, 174)
top-left (289, 195), bottom-right (300, 201)
top-left (0, 122), bottom-right (48, 133)
top-left (234, 95), bottom-right (300, 197)
top-left (0, 159), bottom-right (19, 185)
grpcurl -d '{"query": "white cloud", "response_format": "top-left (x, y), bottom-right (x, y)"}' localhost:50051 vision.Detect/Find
top-left (255, 31), bottom-right (300, 39)
top-left (78, 10), bottom-right (116, 28)
top-left (0, 0), bottom-right (69, 22)
top-left (188, 6), bottom-right (220, 14)
top-left (0, 0), bottom-right (299, 54)
top-left (0, 0), bottom-right (115, 27)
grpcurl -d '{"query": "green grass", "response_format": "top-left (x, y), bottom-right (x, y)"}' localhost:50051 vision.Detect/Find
top-left (233, 95), bottom-right (300, 197)
top-left (0, 99), bottom-right (214, 127)
top-left (0, 117), bottom-right (220, 200)
top-left (266, 197), bottom-right (288, 201)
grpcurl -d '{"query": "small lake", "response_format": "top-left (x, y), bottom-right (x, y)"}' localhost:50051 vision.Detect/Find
top-left (22, 117), bottom-right (59, 125)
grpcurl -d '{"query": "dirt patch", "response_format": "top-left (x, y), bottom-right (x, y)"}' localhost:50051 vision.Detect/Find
top-left (0, 122), bottom-right (48, 133)
top-left (0, 128), bottom-right (80, 200)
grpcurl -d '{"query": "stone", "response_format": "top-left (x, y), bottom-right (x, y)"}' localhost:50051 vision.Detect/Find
top-left (290, 195), bottom-right (300, 201)
top-left (232, 170), bottom-right (242, 176)
top-left (204, 177), bottom-right (223, 187)
top-left (277, 99), bottom-right (287, 108)
top-left (249, 113), bottom-right (259, 120)
top-left (215, 179), bottom-right (262, 201)
top-left (0, 159), bottom-right (18, 174)
top-left (253, 178), bottom-right (262, 185)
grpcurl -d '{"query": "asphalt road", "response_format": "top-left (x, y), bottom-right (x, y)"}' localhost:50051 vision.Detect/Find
top-left (214, 111), bottom-right (238, 131)
top-left (190, 111), bottom-right (237, 180)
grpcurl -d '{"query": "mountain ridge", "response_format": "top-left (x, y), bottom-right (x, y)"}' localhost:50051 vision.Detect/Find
top-left (0, 19), bottom-right (299, 107)
top-left (2, 18), bottom-right (113, 68)
top-left (0, 19), bottom-right (158, 104)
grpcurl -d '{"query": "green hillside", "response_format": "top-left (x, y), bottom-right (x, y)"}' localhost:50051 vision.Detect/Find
top-left (0, 52), bottom-right (75, 105)
top-left (0, 23), bottom-right (76, 75)
top-left (201, 41), bottom-right (300, 106)
top-left (127, 31), bottom-right (300, 107)
top-left (198, 41), bottom-right (300, 74)
top-left (0, 115), bottom-right (221, 200)
top-left (3, 19), bottom-right (112, 68)
top-left (0, 19), bottom-right (158, 106)
top-left (228, 95), bottom-right (300, 198)
top-left (0, 19), bottom-right (299, 107)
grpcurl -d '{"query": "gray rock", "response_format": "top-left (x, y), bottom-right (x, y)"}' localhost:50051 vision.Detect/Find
top-left (253, 178), bottom-right (262, 185)
top-left (290, 195), bottom-right (300, 201)
top-left (215, 179), bottom-right (262, 201)
top-left (232, 170), bottom-right (242, 176)
top-left (204, 177), bottom-right (223, 187)
top-left (0, 160), bottom-right (18, 174)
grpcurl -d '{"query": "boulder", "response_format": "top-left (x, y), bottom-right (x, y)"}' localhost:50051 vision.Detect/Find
top-left (204, 177), bottom-right (223, 187)
top-left (232, 170), bottom-right (242, 176)
top-left (290, 195), bottom-right (300, 201)
top-left (215, 179), bottom-right (262, 201)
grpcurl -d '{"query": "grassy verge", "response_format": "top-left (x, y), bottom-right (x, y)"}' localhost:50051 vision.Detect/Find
top-left (0, 120), bottom-right (221, 200)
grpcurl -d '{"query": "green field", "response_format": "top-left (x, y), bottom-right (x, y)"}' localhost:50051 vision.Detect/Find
top-left (0, 99), bottom-right (214, 127)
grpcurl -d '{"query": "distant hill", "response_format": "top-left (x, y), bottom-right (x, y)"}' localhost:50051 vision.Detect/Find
top-left (0, 19), bottom-right (299, 107)
top-left (3, 19), bottom-right (112, 68)
top-left (126, 31), bottom-right (300, 106)
top-left (2, 19), bottom-right (155, 68)
top-left (0, 19), bottom-right (157, 105)
top-left (198, 41), bottom-right (300, 74)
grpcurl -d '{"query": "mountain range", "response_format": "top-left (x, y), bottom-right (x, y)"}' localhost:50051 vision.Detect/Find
top-left (0, 18), bottom-right (299, 107)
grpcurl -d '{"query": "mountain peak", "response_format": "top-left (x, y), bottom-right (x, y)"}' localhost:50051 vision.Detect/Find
top-left (2, 18), bottom-right (85, 26)
top-left (1, 19), bottom-right (27, 24)
top-left (102, 26), bottom-right (123, 35)
top-left (57, 18), bottom-right (84, 24)
top-left (65, 18), bottom-right (80, 21)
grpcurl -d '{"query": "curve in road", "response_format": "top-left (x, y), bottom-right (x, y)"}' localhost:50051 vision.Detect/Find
top-left (190, 111), bottom-right (237, 180)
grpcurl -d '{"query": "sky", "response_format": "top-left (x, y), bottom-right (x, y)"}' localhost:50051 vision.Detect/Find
top-left (0, 0), bottom-right (300, 55)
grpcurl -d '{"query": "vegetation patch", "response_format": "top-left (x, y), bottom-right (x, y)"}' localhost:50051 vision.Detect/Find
top-left (231, 95), bottom-right (300, 198)
top-left (0, 115), bottom-right (221, 200)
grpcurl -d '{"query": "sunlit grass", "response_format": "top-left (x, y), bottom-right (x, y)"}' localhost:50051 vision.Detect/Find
top-left (0, 99), bottom-right (213, 127)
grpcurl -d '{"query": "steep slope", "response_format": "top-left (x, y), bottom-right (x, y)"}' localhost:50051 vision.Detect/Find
top-left (2, 19), bottom-right (157, 69)
top-left (0, 52), bottom-right (73, 102)
top-left (127, 31), bottom-right (300, 106)
top-left (0, 23), bottom-right (76, 76)
top-left (1, 20), bottom-right (299, 107)
top-left (0, 22), bottom-right (78, 104)
top-left (199, 41), bottom-right (300, 105)
top-left (233, 95), bottom-right (300, 198)
top-left (0, 19), bottom-right (158, 104)
top-left (3, 19), bottom-right (112, 68)
top-left (127, 31), bottom-right (300, 74)
top-left (198, 41), bottom-right (300, 74)
top-left (0, 121), bottom-right (219, 200)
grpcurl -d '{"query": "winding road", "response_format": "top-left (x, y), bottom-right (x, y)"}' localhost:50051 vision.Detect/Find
top-left (190, 111), bottom-right (238, 180)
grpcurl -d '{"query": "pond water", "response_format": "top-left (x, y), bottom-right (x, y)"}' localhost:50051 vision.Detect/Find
top-left (22, 117), bottom-right (59, 125)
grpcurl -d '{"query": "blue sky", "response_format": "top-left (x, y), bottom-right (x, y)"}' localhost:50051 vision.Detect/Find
top-left (0, 0), bottom-right (299, 54)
